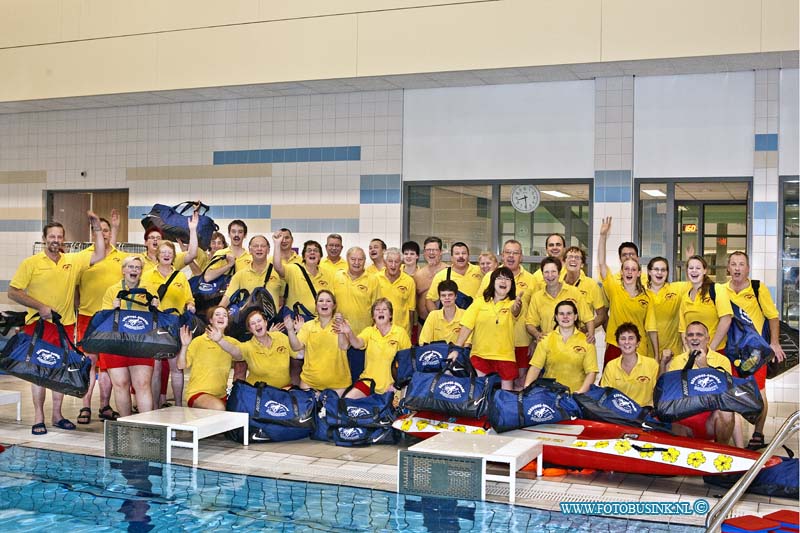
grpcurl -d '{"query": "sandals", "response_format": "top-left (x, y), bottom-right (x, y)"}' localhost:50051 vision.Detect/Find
top-left (31, 422), bottom-right (47, 435)
top-left (747, 431), bottom-right (767, 450)
top-left (77, 407), bottom-right (91, 424)
top-left (53, 419), bottom-right (76, 430)
top-left (98, 405), bottom-right (120, 421)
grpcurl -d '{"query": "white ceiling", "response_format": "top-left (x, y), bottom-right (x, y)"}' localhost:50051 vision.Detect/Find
top-left (0, 50), bottom-right (796, 115)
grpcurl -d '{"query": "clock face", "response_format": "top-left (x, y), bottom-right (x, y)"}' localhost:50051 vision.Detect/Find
top-left (510, 185), bottom-right (540, 213)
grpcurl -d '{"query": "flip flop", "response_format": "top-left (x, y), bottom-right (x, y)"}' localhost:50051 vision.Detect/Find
top-left (31, 423), bottom-right (47, 435)
top-left (53, 418), bottom-right (76, 430)
top-left (77, 407), bottom-right (91, 424)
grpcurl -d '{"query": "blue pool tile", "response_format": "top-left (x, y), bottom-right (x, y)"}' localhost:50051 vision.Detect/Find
top-left (345, 218), bottom-right (359, 232)
top-left (272, 149), bottom-right (285, 163)
top-left (234, 151), bottom-right (248, 164)
top-left (223, 151), bottom-right (236, 164)
top-left (259, 149), bottom-right (272, 163)
top-left (213, 152), bottom-right (224, 165)
top-left (755, 133), bottom-right (778, 151)
top-left (348, 146), bottom-right (361, 160)
top-left (753, 201), bottom-right (777, 219)
top-left (386, 174), bottom-right (401, 189)
top-left (296, 148), bottom-right (310, 162)
top-left (372, 175), bottom-right (387, 189)
top-left (334, 147), bottom-right (349, 161)
top-left (765, 219), bottom-right (777, 236)
top-left (322, 147), bottom-right (335, 161)
top-left (309, 148), bottom-right (322, 162)
top-left (372, 190), bottom-right (387, 203)
top-left (360, 175), bottom-right (372, 190)
top-left (259, 205), bottom-right (271, 218)
top-left (386, 190), bottom-right (401, 203)
top-left (360, 190), bottom-right (374, 203)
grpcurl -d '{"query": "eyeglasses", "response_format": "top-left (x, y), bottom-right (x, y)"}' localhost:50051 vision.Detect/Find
top-left (424, 248), bottom-right (440, 253)
top-left (503, 251), bottom-right (522, 256)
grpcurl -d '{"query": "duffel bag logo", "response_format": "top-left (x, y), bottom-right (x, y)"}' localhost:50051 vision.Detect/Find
top-left (346, 406), bottom-right (370, 418)
top-left (35, 348), bottom-right (61, 366)
top-left (690, 373), bottom-right (723, 392)
top-left (527, 403), bottom-right (556, 423)
top-left (263, 400), bottom-right (290, 418)
top-left (611, 394), bottom-right (636, 414)
top-left (437, 380), bottom-right (466, 400)
top-left (419, 350), bottom-right (442, 369)
top-left (198, 282), bottom-right (216, 292)
top-left (338, 427), bottom-right (365, 440)
top-left (121, 315), bottom-right (149, 331)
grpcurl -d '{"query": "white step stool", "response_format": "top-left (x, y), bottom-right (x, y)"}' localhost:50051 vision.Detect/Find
top-left (0, 390), bottom-right (21, 421)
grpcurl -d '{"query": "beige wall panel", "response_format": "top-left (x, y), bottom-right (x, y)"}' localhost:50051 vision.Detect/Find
top-left (602, 0), bottom-right (762, 61)
top-left (0, 0), bottom-right (64, 48)
top-left (357, 0), bottom-right (601, 75)
top-left (258, 0), bottom-right (485, 20)
top-left (0, 35), bottom-right (158, 101)
top-left (762, 0), bottom-right (800, 52)
top-left (271, 205), bottom-right (359, 219)
top-left (156, 16), bottom-right (358, 90)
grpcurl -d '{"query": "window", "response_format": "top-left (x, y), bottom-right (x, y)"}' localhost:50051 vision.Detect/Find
top-left (781, 177), bottom-right (799, 328)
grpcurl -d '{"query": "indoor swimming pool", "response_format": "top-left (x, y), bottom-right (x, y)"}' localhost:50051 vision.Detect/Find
top-left (0, 445), bottom-right (705, 532)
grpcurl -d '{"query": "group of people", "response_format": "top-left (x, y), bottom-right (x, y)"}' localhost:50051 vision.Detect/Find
top-left (8, 208), bottom-right (786, 450)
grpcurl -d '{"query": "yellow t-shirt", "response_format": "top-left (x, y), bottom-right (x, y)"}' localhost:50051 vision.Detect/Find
top-left (282, 251), bottom-right (302, 267)
top-left (525, 284), bottom-right (594, 336)
top-left (141, 267), bottom-right (194, 312)
top-left (645, 281), bottom-right (691, 355)
top-left (241, 334), bottom-right (297, 388)
top-left (460, 298), bottom-right (516, 362)
top-left (224, 263), bottom-right (284, 308)
top-left (185, 335), bottom-right (236, 399)
top-left (101, 280), bottom-right (152, 311)
top-left (283, 263), bottom-right (332, 313)
top-left (724, 280), bottom-right (779, 334)
top-left (477, 268), bottom-right (537, 347)
top-left (418, 308), bottom-right (467, 345)
top-left (668, 349), bottom-right (732, 373)
top-left (365, 264), bottom-right (384, 276)
top-left (530, 329), bottom-right (598, 393)
top-left (600, 354), bottom-right (660, 406)
top-left (602, 271), bottom-right (653, 356)
top-left (561, 270), bottom-right (607, 311)
top-left (357, 325), bottom-right (412, 393)
top-left (297, 318), bottom-right (351, 390)
top-left (10, 251), bottom-right (91, 325)
top-left (332, 270), bottom-right (381, 334)
top-left (376, 271), bottom-right (416, 333)
top-left (426, 264), bottom-right (484, 302)
top-left (678, 284), bottom-right (733, 350)
top-left (140, 251), bottom-right (189, 273)
top-left (76, 246), bottom-right (126, 315)
top-left (207, 247), bottom-right (253, 276)
top-left (320, 257), bottom-right (347, 277)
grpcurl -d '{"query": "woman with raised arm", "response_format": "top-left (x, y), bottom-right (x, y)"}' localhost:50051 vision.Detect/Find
top-left (678, 255), bottom-right (732, 353)
top-left (272, 232), bottom-right (332, 312)
top-left (643, 257), bottom-right (690, 360)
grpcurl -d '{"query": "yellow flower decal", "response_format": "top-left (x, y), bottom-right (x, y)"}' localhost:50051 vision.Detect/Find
top-left (714, 454), bottom-right (733, 472)
top-left (435, 421), bottom-right (449, 430)
top-left (638, 443), bottom-right (655, 458)
top-left (453, 425), bottom-right (466, 433)
top-left (662, 447), bottom-right (680, 464)
top-left (400, 419), bottom-right (412, 432)
top-left (614, 440), bottom-right (632, 455)
top-left (593, 441), bottom-right (610, 449)
top-left (472, 428), bottom-right (486, 435)
top-left (687, 451), bottom-right (706, 468)
top-left (572, 441), bottom-right (588, 448)
top-left (415, 420), bottom-right (429, 430)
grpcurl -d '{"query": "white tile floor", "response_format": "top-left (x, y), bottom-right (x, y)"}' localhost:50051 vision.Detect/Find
top-left (0, 374), bottom-right (796, 529)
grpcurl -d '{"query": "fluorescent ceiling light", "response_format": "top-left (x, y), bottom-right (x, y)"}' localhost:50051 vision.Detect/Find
top-left (642, 189), bottom-right (666, 197)
top-left (541, 190), bottom-right (571, 198)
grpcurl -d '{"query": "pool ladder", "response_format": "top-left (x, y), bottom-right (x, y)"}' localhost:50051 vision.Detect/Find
top-left (705, 410), bottom-right (799, 532)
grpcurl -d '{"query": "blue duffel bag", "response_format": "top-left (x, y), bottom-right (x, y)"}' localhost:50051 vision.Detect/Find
top-left (225, 380), bottom-right (317, 443)
top-left (312, 380), bottom-right (398, 446)
top-left (488, 378), bottom-right (581, 433)
top-left (189, 255), bottom-right (234, 315)
top-left (80, 289), bottom-right (181, 359)
top-left (141, 201), bottom-right (218, 250)
top-left (0, 313), bottom-right (91, 397)
top-left (573, 385), bottom-right (671, 432)
top-left (401, 360), bottom-right (500, 418)
top-left (392, 343), bottom-right (471, 388)
top-left (653, 350), bottom-right (763, 424)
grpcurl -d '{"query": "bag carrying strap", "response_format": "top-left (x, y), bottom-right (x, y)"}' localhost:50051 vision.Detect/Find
top-left (253, 382), bottom-right (301, 424)
top-left (116, 288), bottom-right (157, 309)
top-left (26, 312), bottom-right (82, 364)
top-left (446, 267), bottom-right (452, 281)
top-left (292, 302), bottom-right (315, 319)
top-left (295, 263), bottom-right (317, 300)
top-left (157, 270), bottom-right (181, 300)
top-left (263, 263), bottom-right (274, 288)
top-left (174, 201), bottom-right (209, 216)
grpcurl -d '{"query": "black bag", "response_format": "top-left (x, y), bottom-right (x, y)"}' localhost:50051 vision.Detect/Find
top-left (392, 342), bottom-right (471, 388)
top-left (141, 201), bottom-right (218, 249)
top-left (81, 289), bottom-right (181, 359)
top-left (437, 267), bottom-right (474, 310)
top-left (401, 360), bottom-right (501, 418)
top-left (572, 385), bottom-right (671, 432)
top-left (189, 255), bottom-right (234, 314)
top-left (312, 380), bottom-right (398, 446)
top-left (653, 350), bottom-right (763, 424)
top-left (746, 280), bottom-right (800, 379)
top-left (0, 314), bottom-right (91, 397)
top-left (488, 378), bottom-right (581, 433)
top-left (227, 286), bottom-right (278, 342)
top-left (225, 380), bottom-right (316, 443)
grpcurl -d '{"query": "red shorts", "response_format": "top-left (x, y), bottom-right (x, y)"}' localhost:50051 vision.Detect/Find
top-left (604, 343), bottom-right (622, 365)
top-left (470, 355), bottom-right (518, 381)
top-left (515, 346), bottom-right (530, 370)
top-left (187, 392), bottom-right (227, 408)
top-left (353, 380), bottom-right (374, 396)
top-left (410, 324), bottom-right (420, 346)
top-left (100, 353), bottom-right (154, 369)
top-left (76, 314), bottom-right (107, 370)
top-left (677, 411), bottom-right (713, 440)
top-left (733, 364), bottom-right (767, 390)
top-left (24, 321), bottom-right (75, 346)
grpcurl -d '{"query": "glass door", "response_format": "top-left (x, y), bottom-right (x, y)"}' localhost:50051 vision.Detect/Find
top-left (781, 179), bottom-right (799, 328)
top-left (675, 203), bottom-right (747, 281)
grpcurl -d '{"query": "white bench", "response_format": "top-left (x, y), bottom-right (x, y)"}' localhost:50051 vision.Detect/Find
top-left (404, 432), bottom-right (542, 503)
top-left (115, 407), bottom-right (248, 465)
top-left (0, 390), bottom-right (21, 421)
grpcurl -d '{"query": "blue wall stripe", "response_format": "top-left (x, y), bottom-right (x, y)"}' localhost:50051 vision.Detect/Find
top-left (270, 218), bottom-right (359, 234)
top-left (0, 220), bottom-right (47, 232)
top-left (214, 146), bottom-right (361, 165)
top-left (129, 205), bottom-right (271, 221)
top-left (753, 201), bottom-right (777, 220)
top-left (594, 170), bottom-right (632, 187)
top-left (359, 174), bottom-right (402, 204)
top-left (594, 186), bottom-right (631, 203)
top-left (755, 134), bottom-right (778, 151)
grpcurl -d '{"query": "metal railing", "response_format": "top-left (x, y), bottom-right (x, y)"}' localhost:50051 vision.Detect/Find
top-left (705, 410), bottom-right (800, 532)
top-left (32, 242), bottom-right (147, 255)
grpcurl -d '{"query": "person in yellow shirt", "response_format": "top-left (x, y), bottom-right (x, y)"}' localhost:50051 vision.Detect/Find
top-left (366, 238), bottom-right (387, 275)
top-left (8, 214), bottom-right (106, 435)
top-left (418, 280), bottom-right (467, 345)
top-left (678, 255), bottom-right (732, 353)
top-left (221, 235), bottom-right (283, 310)
top-left (448, 267), bottom-right (523, 391)
top-left (284, 290), bottom-right (351, 395)
top-left (376, 248), bottom-right (416, 334)
top-left (272, 234), bottom-right (331, 313)
top-left (525, 300), bottom-right (598, 393)
top-left (176, 306), bottom-right (237, 410)
top-left (140, 210), bottom-right (199, 273)
top-left (644, 257), bottom-right (690, 359)
top-left (320, 234), bottom-right (347, 277)
top-left (600, 323), bottom-right (659, 406)
top-left (276, 227), bottom-right (302, 266)
top-left (526, 257), bottom-right (595, 343)
top-left (425, 242), bottom-right (483, 313)
top-left (561, 246), bottom-right (608, 332)
top-left (598, 216), bottom-right (654, 363)
top-left (339, 298), bottom-right (412, 397)
top-left (401, 241), bottom-right (420, 276)
top-left (724, 251), bottom-right (787, 449)
top-left (531, 233), bottom-right (566, 287)
top-left (660, 321), bottom-right (737, 445)
top-left (203, 220), bottom-right (252, 283)
top-left (188, 231), bottom-right (227, 277)
top-left (213, 309), bottom-right (297, 388)
top-left (478, 251), bottom-right (498, 275)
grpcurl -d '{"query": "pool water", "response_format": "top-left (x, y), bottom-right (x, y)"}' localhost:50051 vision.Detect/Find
top-left (0, 446), bottom-right (704, 532)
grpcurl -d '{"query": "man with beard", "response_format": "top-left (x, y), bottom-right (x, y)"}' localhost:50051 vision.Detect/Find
top-left (425, 242), bottom-right (482, 312)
